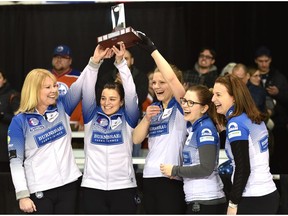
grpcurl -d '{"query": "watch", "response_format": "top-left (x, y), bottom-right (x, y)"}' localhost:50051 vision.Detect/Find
top-left (228, 201), bottom-right (238, 209)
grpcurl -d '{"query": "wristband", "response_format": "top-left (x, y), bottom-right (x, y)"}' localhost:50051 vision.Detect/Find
top-left (228, 201), bottom-right (238, 209)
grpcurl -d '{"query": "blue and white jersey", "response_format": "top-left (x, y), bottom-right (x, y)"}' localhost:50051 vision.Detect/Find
top-left (81, 59), bottom-right (139, 191)
top-left (143, 98), bottom-right (187, 178)
top-left (225, 106), bottom-right (276, 197)
top-left (182, 114), bottom-right (225, 202)
top-left (6, 61), bottom-right (98, 199)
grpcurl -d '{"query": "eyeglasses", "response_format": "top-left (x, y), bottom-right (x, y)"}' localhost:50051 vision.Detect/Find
top-left (180, 97), bottom-right (204, 107)
top-left (199, 54), bottom-right (213, 60)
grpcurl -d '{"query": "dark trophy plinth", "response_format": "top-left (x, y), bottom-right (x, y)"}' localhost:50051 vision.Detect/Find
top-left (97, 3), bottom-right (141, 49)
top-left (97, 27), bottom-right (141, 49)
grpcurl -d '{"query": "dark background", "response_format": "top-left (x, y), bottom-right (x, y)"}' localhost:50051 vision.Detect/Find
top-left (1, 1), bottom-right (288, 92)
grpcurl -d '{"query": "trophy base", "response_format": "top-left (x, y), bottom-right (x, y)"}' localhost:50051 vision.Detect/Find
top-left (97, 27), bottom-right (141, 49)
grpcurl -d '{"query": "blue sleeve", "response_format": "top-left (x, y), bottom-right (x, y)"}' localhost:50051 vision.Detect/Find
top-left (227, 119), bottom-right (249, 143)
top-left (60, 58), bottom-right (101, 120)
top-left (196, 125), bottom-right (219, 147)
top-left (82, 58), bottom-right (102, 124)
top-left (8, 115), bottom-right (29, 196)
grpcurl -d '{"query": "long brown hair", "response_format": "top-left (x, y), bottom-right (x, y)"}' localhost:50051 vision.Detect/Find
top-left (214, 74), bottom-right (266, 124)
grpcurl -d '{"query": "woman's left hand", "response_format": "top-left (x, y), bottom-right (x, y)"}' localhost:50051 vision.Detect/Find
top-left (112, 42), bottom-right (126, 64)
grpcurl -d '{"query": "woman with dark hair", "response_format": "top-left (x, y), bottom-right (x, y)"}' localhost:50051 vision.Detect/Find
top-left (80, 42), bottom-right (140, 214)
top-left (212, 74), bottom-right (279, 214)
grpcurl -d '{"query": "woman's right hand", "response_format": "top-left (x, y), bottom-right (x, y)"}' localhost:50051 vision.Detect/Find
top-left (92, 44), bottom-right (113, 63)
top-left (145, 105), bottom-right (161, 122)
top-left (19, 197), bottom-right (37, 213)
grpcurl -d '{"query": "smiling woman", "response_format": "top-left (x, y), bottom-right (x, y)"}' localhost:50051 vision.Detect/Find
top-left (6, 45), bottom-right (104, 214)
top-left (212, 74), bottom-right (279, 214)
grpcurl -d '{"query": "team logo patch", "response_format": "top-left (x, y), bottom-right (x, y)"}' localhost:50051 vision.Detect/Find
top-left (228, 122), bottom-right (238, 131)
top-left (201, 128), bottom-right (212, 136)
top-left (97, 117), bottom-right (109, 127)
top-left (28, 117), bottom-right (40, 126)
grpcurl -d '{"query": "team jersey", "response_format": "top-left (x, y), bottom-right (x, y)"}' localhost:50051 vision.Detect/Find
top-left (225, 106), bottom-right (276, 197)
top-left (143, 98), bottom-right (187, 178)
top-left (182, 114), bottom-right (225, 202)
top-left (52, 68), bottom-right (84, 127)
top-left (7, 60), bottom-right (98, 199)
top-left (80, 59), bottom-right (139, 191)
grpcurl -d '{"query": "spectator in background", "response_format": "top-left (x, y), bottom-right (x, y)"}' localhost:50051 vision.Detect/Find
top-left (0, 70), bottom-right (20, 172)
top-left (51, 45), bottom-right (84, 131)
top-left (220, 62), bottom-right (236, 76)
top-left (232, 63), bottom-right (250, 84)
top-left (254, 46), bottom-right (288, 213)
top-left (183, 47), bottom-right (218, 89)
top-left (0, 70), bottom-right (20, 214)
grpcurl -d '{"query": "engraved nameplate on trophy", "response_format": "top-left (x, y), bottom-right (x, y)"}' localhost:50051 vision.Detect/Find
top-left (97, 3), bottom-right (141, 49)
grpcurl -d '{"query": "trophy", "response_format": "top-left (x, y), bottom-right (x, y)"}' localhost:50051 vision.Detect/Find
top-left (97, 3), bottom-right (141, 49)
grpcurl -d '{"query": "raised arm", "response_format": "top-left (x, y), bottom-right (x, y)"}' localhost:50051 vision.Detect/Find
top-left (137, 32), bottom-right (185, 102)
top-left (81, 45), bottom-right (113, 123)
top-left (112, 43), bottom-right (139, 125)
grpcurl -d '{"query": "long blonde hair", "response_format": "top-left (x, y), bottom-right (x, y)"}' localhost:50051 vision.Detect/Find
top-left (16, 69), bottom-right (58, 114)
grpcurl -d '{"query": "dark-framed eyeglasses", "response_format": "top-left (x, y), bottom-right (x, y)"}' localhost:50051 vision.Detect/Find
top-left (199, 54), bottom-right (213, 60)
top-left (180, 97), bottom-right (204, 107)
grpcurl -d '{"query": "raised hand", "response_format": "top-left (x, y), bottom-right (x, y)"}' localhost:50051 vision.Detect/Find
top-left (144, 105), bottom-right (161, 122)
top-left (111, 42), bottom-right (126, 64)
top-left (92, 44), bottom-right (114, 63)
top-left (136, 31), bottom-right (157, 54)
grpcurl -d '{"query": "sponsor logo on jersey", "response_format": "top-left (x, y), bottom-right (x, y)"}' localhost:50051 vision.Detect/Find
top-left (183, 151), bottom-right (192, 165)
top-left (200, 128), bottom-right (215, 142)
top-left (96, 116), bottom-right (109, 127)
top-left (27, 117), bottom-right (45, 132)
top-left (259, 135), bottom-right (269, 152)
top-left (91, 130), bottom-right (123, 145)
top-left (28, 117), bottom-right (40, 126)
top-left (9, 149), bottom-right (17, 159)
top-left (149, 122), bottom-right (169, 137)
top-left (228, 122), bottom-right (238, 131)
top-left (34, 122), bottom-right (67, 147)
top-left (201, 128), bottom-right (212, 136)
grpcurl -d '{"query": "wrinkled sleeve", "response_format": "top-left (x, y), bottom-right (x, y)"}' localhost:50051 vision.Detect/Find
top-left (115, 59), bottom-right (139, 127)
top-left (8, 116), bottom-right (30, 200)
